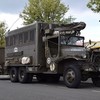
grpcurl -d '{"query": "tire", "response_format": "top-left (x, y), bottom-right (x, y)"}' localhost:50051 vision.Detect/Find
top-left (18, 67), bottom-right (33, 83)
top-left (63, 63), bottom-right (81, 88)
top-left (10, 67), bottom-right (18, 82)
top-left (92, 77), bottom-right (100, 87)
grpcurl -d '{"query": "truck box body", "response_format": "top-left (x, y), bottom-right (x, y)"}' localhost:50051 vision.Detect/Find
top-left (5, 22), bottom-right (58, 67)
top-left (5, 22), bottom-right (48, 67)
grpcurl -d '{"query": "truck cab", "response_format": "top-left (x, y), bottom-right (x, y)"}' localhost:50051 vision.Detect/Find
top-left (44, 22), bottom-right (86, 72)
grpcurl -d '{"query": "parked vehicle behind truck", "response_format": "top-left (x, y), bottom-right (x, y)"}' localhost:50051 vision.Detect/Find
top-left (5, 21), bottom-right (100, 88)
top-left (0, 47), bottom-right (5, 74)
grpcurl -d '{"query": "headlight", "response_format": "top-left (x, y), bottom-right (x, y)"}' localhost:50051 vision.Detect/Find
top-left (50, 63), bottom-right (55, 71)
top-left (82, 54), bottom-right (86, 58)
top-left (47, 58), bottom-right (51, 64)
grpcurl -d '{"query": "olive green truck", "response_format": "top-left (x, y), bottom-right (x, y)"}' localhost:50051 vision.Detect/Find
top-left (5, 21), bottom-right (100, 88)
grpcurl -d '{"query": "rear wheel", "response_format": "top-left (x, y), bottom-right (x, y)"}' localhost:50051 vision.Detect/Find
top-left (18, 67), bottom-right (33, 83)
top-left (63, 63), bottom-right (81, 88)
top-left (10, 67), bottom-right (18, 82)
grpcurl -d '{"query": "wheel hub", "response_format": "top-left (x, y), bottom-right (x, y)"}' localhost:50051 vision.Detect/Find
top-left (66, 69), bottom-right (75, 84)
top-left (20, 71), bottom-right (24, 79)
top-left (12, 71), bottom-right (16, 78)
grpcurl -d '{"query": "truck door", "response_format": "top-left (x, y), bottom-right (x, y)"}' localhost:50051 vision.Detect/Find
top-left (47, 37), bottom-right (58, 58)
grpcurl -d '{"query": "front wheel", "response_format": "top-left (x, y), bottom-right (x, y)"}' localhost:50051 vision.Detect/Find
top-left (63, 63), bottom-right (81, 88)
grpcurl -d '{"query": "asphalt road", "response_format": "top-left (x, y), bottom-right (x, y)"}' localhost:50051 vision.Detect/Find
top-left (0, 78), bottom-right (100, 100)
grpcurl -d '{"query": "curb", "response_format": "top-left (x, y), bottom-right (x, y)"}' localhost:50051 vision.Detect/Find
top-left (0, 75), bottom-right (10, 80)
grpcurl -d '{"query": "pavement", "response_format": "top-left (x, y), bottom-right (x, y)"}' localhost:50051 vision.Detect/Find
top-left (0, 79), bottom-right (99, 100)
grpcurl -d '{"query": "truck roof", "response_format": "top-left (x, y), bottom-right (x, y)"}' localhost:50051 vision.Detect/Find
top-left (5, 21), bottom-right (38, 37)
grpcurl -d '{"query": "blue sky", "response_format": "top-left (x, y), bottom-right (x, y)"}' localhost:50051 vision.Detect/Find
top-left (0, 0), bottom-right (100, 41)
top-left (0, 0), bottom-right (27, 14)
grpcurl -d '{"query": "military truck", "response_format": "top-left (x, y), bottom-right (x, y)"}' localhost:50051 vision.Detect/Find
top-left (0, 47), bottom-right (5, 74)
top-left (5, 21), bottom-right (100, 88)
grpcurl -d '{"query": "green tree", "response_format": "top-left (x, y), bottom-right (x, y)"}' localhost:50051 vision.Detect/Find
top-left (62, 15), bottom-right (76, 24)
top-left (0, 21), bottom-right (7, 47)
top-left (20, 0), bottom-right (69, 24)
top-left (87, 0), bottom-right (100, 13)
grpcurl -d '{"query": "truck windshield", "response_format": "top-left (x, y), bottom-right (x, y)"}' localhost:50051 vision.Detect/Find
top-left (61, 35), bottom-right (84, 47)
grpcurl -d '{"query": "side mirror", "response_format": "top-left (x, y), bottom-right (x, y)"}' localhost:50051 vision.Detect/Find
top-left (89, 40), bottom-right (91, 45)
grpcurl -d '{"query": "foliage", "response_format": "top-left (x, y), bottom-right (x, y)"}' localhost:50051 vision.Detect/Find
top-left (0, 21), bottom-right (7, 47)
top-left (87, 0), bottom-right (100, 13)
top-left (20, 0), bottom-right (69, 24)
top-left (61, 15), bottom-right (76, 24)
